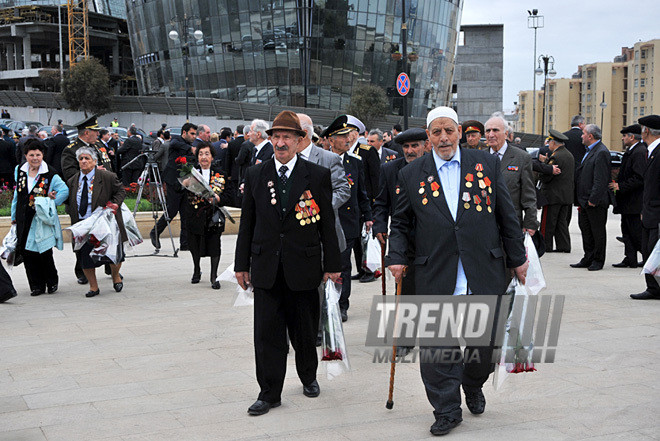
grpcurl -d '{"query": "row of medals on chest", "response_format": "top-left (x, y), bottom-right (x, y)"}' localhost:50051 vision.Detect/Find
top-left (268, 182), bottom-right (320, 226)
top-left (417, 165), bottom-right (493, 213)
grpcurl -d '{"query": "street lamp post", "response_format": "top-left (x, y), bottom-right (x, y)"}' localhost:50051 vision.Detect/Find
top-left (535, 54), bottom-right (556, 135)
top-left (169, 14), bottom-right (203, 122)
top-left (528, 9), bottom-right (544, 134)
top-left (600, 92), bottom-right (607, 130)
top-left (401, 0), bottom-right (408, 130)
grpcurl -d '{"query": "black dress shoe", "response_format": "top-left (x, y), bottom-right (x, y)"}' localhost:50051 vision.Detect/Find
top-left (47, 284), bottom-right (58, 294)
top-left (464, 388), bottom-right (486, 414)
top-left (191, 272), bottom-right (201, 284)
top-left (150, 229), bottom-right (161, 249)
top-left (180, 244), bottom-right (189, 251)
top-left (359, 273), bottom-right (376, 283)
top-left (588, 262), bottom-right (603, 271)
top-left (430, 417), bottom-right (462, 436)
top-left (612, 260), bottom-right (631, 268)
top-left (630, 291), bottom-right (660, 300)
top-left (77, 276), bottom-right (88, 284)
top-left (340, 309), bottom-right (348, 322)
top-left (570, 261), bottom-right (591, 268)
top-left (113, 282), bottom-right (124, 292)
top-left (85, 289), bottom-right (100, 298)
top-left (211, 281), bottom-right (221, 290)
top-left (303, 380), bottom-right (320, 397)
top-left (616, 236), bottom-right (624, 243)
top-left (350, 273), bottom-right (364, 280)
top-left (0, 289), bottom-right (17, 303)
top-left (247, 399), bottom-right (281, 416)
top-left (30, 289), bottom-right (45, 297)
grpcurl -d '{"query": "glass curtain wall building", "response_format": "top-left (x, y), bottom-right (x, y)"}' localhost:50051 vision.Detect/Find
top-left (126, 0), bottom-right (462, 118)
top-left (0, 0), bottom-right (126, 18)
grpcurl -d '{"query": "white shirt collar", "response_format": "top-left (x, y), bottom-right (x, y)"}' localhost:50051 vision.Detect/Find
top-left (274, 154), bottom-right (297, 177)
top-left (490, 141), bottom-right (508, 157)
top-left (255, 139), bottom-right (269, 152)
top-left (432, 145), bottom-right (461, 170)
top-left (20, 160), bottom-right (49, 175)
top-left (647, 138), bottom-right (660, 157)
top-left (300, 141), bottom-right (313, 160)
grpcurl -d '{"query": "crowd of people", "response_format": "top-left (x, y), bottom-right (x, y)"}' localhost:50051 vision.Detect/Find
top-left (1, 105), bottom-right (659, 437)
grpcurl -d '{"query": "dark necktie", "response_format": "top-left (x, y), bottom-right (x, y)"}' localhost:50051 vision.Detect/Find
top-left (79, 176), bottom-right (88, 217)
top-left (279, 165), bottom-right (288, 186)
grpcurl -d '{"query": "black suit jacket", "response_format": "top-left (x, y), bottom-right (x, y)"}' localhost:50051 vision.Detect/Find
top-left (234, 158), bottom-right (341, 291)
top-left (226, 135), bottom-right (244, 181)
top-left (563, 127), bottom-right (585, 168)
top-left (117, 135), bottom-right (143, 170)
top-left (352, 143), bottom-right (380, 201)
top-left (539, 145), bottom-right (575, 205)
top-left (384, 140), bottom-right (404, 156)
top-left (380, 147), bottom-right (399, 164)
top-left (44, 133), bottom-right (69, 175)
top-left (576, 141), bottom-right (611, 208)
top-left (386, 149), bottom-right (526, 297)
top-left (338, 154), bottom-right (372, 240)
top-left (615, 141), bottom-right (646, 214)
top-left (251, 141), bottom-right (273, 166)
top-left (0, 137), bottom-right (16, 175)
top-left (163, 135), bottom-right (193, 186)
top-left (642, 142), bottom-right (660, 229)
top-left (373, 157), bottom-right (407, 234)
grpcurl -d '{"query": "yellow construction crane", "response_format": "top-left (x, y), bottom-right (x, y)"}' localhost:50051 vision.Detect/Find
top-left (67, 0), bottom-right (89, 66)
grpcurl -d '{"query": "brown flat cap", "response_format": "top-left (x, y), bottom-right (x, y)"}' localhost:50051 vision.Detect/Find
top-left (266, 110), bottom-right (307, 137)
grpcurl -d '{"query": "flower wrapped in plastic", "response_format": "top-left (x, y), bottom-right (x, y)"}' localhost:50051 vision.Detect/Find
top-left (0, 224), bottom-right (20, 268)
top-left (65, 206), bottom-right (123, 264)
top-left (321, 280), bottom-right (350, 379)
top-left (176, 157), bottom-right (215, 199)
top-left (120, 202), bottom-right (143, 248)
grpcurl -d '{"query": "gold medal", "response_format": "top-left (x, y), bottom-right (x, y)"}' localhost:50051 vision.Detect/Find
top-left (418, 188), bottom-right (425, 195)
top-left (271, 198), bottom-right (277, 205)
top-left (464, 202), bottom-right (470, 209)
top-left (465, 182), bottom-right (472, 188)
top-left (306, 200), bottom-right (312, 206)
top-left (433, 191), bottom-right (439, 198)
top-left (477, 172), bottom-right (483, 178)
top-left (300, 220), bottom-right (306, 226)
top-left (312, 209), bottom-right (317, 215)
top-left (488, 187), bottom-right (492, 194)
top-left (476, 205), bottom-right (482, 212)
top-left (487, 206), bottom-right (492, 213)
top-left (311, 216), bottom-right (316, 223)
top-left (306, 218), bottom-right (311, 224)
top-left (316, 214), bottom-right (320, 220)
top-left (422, 198), bottom-right (428, 205)
top-left (296, 212), bottom-right (302, 220)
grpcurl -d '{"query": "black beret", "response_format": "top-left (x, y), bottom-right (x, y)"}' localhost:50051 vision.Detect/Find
top-left (394, 128), bottom-right (427, 145)
top-left (639, 115), bottom-right (660, 130)
top-left (620, 124), bottom-right (642, 135)
top-left (462, 120), bottom-right (484, 134)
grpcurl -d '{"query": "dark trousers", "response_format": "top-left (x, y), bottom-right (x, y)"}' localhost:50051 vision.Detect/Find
top-left (22, 248), bottom-right (58, 291)
top-left (121, 168), bottom-right (141, 186)
top-left (253, 265), bottom-right (320, 403)
top-left (339, 237), bottom-right (355, 312)
top-left (352, 223), bottom-right (372, 276)
top-left (578, 205), bottom-right (608, 265)
top-left (154, 184), bottom-right (188, 246)
top-left (621, 213), bottom-right (643, 264)
top-left (642, 226), bottom-right (660, 295)
top-left (543, 204), bottom-right (571, 252)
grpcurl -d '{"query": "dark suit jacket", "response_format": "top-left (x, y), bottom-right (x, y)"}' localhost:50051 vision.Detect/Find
top-left (234, 158), bottom-right (341, 291)
top-left (338, 153), bottom-right (372, 240)
top-left (44, 133), bottom-right (68, 175)
top-left (384, 140), bottom-right (403, 156)
top-left (380, 147), bottom-right (399, 164)
top-left (163, 134), bottom-right (193, 186)
top-left (66, 167), bottom-right (127, 241)
top-left (615, 141), bottom-right (646, 214)
top-left (117, 135), bottom-right (143, 170)
top-left (499, 144), bottom-right (538, 230)
top-left (386, 149), bottom-right (526, 296)
top-left (563, 127), bottom-right (585, 167)
top-left (539, 145), bottom-right (575, 205)
top-left (251, 141), bottom-right (273, 166)
top-left (0, 137), bottom-right (16, 175)
top-left (576, 140), bottom-right (611, 208)
top-left (352, 143), bottom-right (380, 201)
top-left (642, 141), bottom-right (660, 229)
top-left (226, 135), bottom-right (244, 181)
top-left (373, 157), bottom-right (407, 233)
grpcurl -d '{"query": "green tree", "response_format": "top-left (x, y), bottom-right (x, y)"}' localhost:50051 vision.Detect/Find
top-left (346, 84), bottom-right (389, 130)
top-left (61, 58), bottom-right (113, 117)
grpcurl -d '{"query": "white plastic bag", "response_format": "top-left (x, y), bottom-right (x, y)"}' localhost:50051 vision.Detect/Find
top-left (642, 238), bottom-right (660, 282)
top-left (0, 224), bottom-right (18, 269)
top-left (217, 263), bottom-right (254, 306)
top-left (524, 232), bottom-right (546, 295)
top-left (365, 230), bottom-right (381, 273)
top-left (321, 280), bottom-right (350, 379)
top-left (121, 202), bottom-right (143, 248)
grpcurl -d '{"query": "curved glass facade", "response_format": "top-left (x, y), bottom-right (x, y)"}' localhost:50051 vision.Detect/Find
top-left (126, 0), bottom-right (462, 118)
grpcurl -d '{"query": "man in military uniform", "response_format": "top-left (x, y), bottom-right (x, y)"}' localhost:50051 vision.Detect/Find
top-left (539, 129), bottom-right (575, 252)
top-left (610, 124), bottom-right (646, 268)
top-left (61, 116), bottom-right (113, 182)
top-left (324, 116), bottom-right (372, 322)
top-left (460, 120), bottom-right (487, 150)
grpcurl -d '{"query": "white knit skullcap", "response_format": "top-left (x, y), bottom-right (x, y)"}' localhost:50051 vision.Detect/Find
top-left (426, 106), bottom-right (459, 127)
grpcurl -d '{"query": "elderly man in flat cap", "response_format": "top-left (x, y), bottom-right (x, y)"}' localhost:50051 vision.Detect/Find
top-left (539, 129), bottom-right (575, 252)
top-left (609, 124), bottom-right (646, 268)
top-left (631, 115), bottom-right (660, 299)
top-left (386, 106), bottom-right (528, 436)
top-left (460, 120), bottom-right (487, 150)
top-left (235, 111), bottom-right (341, 415)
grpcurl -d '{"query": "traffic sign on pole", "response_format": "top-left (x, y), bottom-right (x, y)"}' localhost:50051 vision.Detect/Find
top-left (396, 73), bottom-right (410, 97)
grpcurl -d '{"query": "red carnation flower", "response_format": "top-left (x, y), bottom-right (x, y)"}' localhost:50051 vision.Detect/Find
top-left (175, 156), bottom-right (187, 165)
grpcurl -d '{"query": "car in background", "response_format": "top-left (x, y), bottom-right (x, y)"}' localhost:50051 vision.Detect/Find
top-left (8, 120), bottom-right (44, 134)
top-left (611, 150), bottom-right (623, 180)
top-left (109, 126), bottom-right (152, 146)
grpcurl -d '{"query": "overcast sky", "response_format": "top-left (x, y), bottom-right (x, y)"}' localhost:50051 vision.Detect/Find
top-left (460, 0), bottom-right (659, 112)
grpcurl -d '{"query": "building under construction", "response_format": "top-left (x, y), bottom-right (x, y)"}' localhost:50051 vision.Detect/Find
top-left (0, 3), bottom-right (134, 93)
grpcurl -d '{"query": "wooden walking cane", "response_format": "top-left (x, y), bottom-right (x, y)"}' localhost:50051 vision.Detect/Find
top-left (386, 266), bottom-right (406, 410)
top-left (380, 238), bottom-right (387, 297)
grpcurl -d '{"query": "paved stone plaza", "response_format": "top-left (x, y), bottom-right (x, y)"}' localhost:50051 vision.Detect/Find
top-left (2, 211), bottom-right (660, 440)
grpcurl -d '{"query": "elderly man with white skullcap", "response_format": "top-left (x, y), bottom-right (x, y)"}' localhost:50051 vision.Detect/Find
top-left (386, 106), bottom-right (528, 436)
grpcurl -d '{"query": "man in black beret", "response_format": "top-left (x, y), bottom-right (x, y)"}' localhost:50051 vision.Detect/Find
top-left (460, 120), bottom-right (487, 150)
top-left (631, 115), bottom-right (660, 299)
top-left (610, 124), bottom-right (646, 268)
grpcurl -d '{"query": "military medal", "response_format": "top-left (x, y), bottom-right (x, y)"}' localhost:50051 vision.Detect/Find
top-left (395, 186), bottom-right (400, 195)
top-left (465, 173), bottom-right (474, 188)
top-left (296, 212), bottom-right (303, 220)
top-left (479, 179), bottom-right (486, 189)
top-left (418, 181), bottom-right (426, 194)
top-left (431, 181), bottom-right (440, 198)
top-left (462, 192), bottom-right (470, 209)
top-left (475, 163), bottom-right (484, 178)
top-left (422, 198), bottom-right (428, 205)
top-left (427, 176), bottom-right (434, 183)
top-left (271, 198), bottom-right (277, 205)
top-left (473, 195), bottom-right (482, 212)
top-left (486, 196), bottom-right (492, 213)
top-left (300, 220), bottom-right (306, 226)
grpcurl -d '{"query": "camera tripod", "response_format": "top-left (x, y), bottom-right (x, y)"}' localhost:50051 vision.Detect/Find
top-left (122, 151), bottom-right (178, 257)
